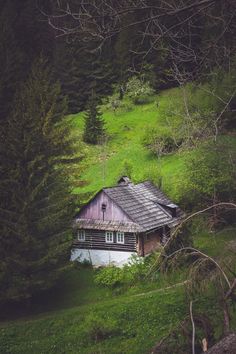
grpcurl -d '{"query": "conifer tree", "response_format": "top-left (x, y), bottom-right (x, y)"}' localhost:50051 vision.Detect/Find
top-left (83, 94), bottom-right (105, 145)
top-left (0, 57), bottom-right (74, 302)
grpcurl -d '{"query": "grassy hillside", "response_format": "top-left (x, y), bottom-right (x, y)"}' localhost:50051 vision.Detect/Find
top-left (0, 283), bottom-right (186, 354)
top-left (71, 92), bottom-right (187, 200)
top-left (70, 87), bottom-right (236, 212)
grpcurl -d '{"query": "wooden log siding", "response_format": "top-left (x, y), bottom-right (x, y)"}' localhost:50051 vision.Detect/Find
top-left (73, 230), bottom-right (137, 252)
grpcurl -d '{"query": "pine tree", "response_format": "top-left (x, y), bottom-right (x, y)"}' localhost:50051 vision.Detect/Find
top-left (0, 57), bottom-right (74, 302)
top-left (83, 94), bottom-right (105, 145)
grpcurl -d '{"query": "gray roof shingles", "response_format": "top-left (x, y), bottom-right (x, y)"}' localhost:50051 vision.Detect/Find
top-left (103, 180), bottom-right (182, 232)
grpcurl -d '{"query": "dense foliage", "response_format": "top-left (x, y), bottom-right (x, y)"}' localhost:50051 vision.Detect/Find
top-left (0, 58), bottom-right (73, 302)
top-left (94, 255), bottom-right (155, 288)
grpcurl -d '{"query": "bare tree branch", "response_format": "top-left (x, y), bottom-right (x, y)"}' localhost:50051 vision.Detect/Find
top-left (190, 300), bottom-right (196, 354)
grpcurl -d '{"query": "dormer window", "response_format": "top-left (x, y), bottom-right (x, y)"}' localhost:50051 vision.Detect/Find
top-left (166, 203), bottom-right (177, 217)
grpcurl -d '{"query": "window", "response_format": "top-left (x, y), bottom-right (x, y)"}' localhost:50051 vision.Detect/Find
top-left (78, 230), bottom-right (85, 241)
top-left (105, 231), bottom-right (113, 243)
top-left (116, 232), bottom-right (124, 244)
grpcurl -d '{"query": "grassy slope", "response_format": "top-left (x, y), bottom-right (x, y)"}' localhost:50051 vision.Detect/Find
top-left (1, 227), bottom-right (236, 354)
top-left (71, 93), bottom-right (186, 200)
top-left (0, 266), bottom-right (187, 354)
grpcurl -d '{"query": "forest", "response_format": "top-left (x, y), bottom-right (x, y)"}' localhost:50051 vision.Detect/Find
top-left (0, 1), bottom-right (236, 353)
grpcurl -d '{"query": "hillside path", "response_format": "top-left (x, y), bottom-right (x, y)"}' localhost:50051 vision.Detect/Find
top-left (132, 280), bottom-right (189, 297)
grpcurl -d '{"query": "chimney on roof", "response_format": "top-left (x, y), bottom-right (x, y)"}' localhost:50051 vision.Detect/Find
top-left (117, 176), bottom-right (132, 185)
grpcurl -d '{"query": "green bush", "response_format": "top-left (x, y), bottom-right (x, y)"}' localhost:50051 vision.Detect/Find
top-left (94, 255), bottom-right (157, 289)
top-left (103, 91), bottom-right (133, 113)
top-left (126, 76), bottom-right (155, 104)
top-left (94, 266), bottom-right (124, 288)
top-left (142, 126), bottom-right (182, 156)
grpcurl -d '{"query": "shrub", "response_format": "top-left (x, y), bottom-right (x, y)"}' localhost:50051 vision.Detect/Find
top-left (126, 76), bottom-right (155, 104)
top-left (142, 126), bottom-right (182, 156)
top-left (103, 91), bottom-right (133, 114)
top-left (123, 254), bottom-right (151, 282)
top-left (94, 266), bottom-right (124, 288)
top-left (94, 255), bottom-right (156, 288)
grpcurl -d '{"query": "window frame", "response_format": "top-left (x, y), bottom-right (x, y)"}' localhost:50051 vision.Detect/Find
top-left (105, 231), bottom-right (114, 243)
top-left (116, 231), bottom-right (125, 244)
top-left (77, 229), bottom-right (86, 241)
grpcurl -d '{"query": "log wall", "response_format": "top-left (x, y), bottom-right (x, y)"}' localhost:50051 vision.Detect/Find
top-left (73, 229), bottom-right (137, 252)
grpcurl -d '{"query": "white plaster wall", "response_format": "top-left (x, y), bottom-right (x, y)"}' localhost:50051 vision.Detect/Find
top-left (71, 248), bottom-right (137, 267)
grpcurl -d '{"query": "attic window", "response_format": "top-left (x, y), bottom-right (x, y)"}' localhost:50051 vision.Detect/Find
top-left (78, 230), bottom-right (85, 241)
top-left (101, 203), bottom-right (107, 211)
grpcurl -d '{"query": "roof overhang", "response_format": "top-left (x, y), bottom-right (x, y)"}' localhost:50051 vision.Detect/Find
top-left (74, 218), bottom-right (143, 233)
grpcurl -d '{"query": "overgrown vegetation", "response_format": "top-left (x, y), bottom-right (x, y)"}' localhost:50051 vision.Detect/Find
top-left (94, 255), bottom-right (157, 289)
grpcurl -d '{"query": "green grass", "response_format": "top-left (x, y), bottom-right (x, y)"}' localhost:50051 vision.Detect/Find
top-left (195, 226), bottom-right (236, 258)
top-left (70, 96), bottom-right (188, 199)
top-left (1, 227), bottom-right (235, 354)
top-left (0, 287), bottom-right (186, 354)
top-left (0, 265), bottom-right (188, 354)
top-left (70, 87), bottom-right (236, 207)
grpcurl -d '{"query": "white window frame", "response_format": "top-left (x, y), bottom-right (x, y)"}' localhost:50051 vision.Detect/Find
top-left (105, 231), bottom-right (114, 243)
top-left (116, 232), bottom-right (125, 244)
top-left (77, 229), bottom-right (85, 241)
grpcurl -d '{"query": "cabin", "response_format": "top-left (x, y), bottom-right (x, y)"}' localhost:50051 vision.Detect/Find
top-left (72, 177), bottom-right (183, 266)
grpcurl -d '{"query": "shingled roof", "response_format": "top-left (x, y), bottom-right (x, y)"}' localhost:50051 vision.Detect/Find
top-left (103, 178), bottom-right (182, 232)
top-left (75, 177), bottom-right (183, 233)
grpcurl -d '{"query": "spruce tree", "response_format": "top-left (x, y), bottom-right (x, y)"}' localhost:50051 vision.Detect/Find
top-left (83, 95), bottom-right (105, 145)
top-left (0, 57), bottom-right (74, 302)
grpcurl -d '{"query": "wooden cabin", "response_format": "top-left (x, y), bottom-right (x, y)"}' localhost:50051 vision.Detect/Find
top-left (72, 177), bottom-right (183, 266)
